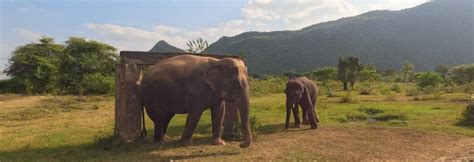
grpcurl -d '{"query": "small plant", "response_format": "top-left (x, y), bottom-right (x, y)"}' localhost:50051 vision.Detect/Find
top-left (340, 91), bottom-right (354, 103)
top-left (406, 88), bottom-right (420, 97)
top-left (458, 103), bottom-right (474, 126)
top-left (359, 88), bottom-right (374, 95)
top-left (390, 84), bottom-right (401, 93)
top-left (232, 116), bottom-right (262, 140)
top-left (380, 88), bottom-right (392, 95)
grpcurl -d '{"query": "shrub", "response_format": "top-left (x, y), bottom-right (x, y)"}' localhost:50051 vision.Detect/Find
top-left (80, 74), bottom-right (114, 95)
top-left (232, 116), bottom-right (262, 140)
top-left (416, 72), bottom-right (443, 90)
top-left (406, 88), bottom-right (421, 96)
top-left (339, 92), bottom-right (354, 103)
top-left (380, 88), bottom-right (392, 95)
top-left (390, 84), bottom-right (401, 93)
top-left (359, 88), bottom-right (375, 95)
top-left (459, 103), bottom-right (474, 126)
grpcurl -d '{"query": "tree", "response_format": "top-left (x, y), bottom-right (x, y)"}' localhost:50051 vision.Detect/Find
top-left (337, 56), bottom-right (363, 91)
top-left (434, 65), bottom-right (449, 76)
top-left (59, 37), bottom-right (118, 95)
top-left (401, 61), bottom-right (415, 83)
top-left (312, 67), bottom-right (337, 96)
top-left (360, 64), bottom-right (380, 88)
top-left (449, 64), bottom-right (474, 85)
top-left (185, 37), bottom-right (208, 53)
top-left (4, 37), bottom-right (64, 94)
top-left (416, 72), bottom-right (443, 90)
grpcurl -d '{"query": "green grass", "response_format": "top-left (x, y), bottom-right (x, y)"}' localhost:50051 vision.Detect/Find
top-left (0, 80), bottom-right (473, 161)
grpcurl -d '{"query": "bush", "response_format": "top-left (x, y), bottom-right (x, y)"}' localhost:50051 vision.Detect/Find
top-left (416, 72), bottom-right (443, 90)
top-left (231, 116), bottom-right (262, 140)
top-left (0, 78), bottom-right (26, 94)
top-left (340, 92), bottom-right (354, 103)
top-left (390, 85), bottom-right (401, 93)
top-left (459, 103), bottom-right (474, 126)
top-left (380, 88), bottom-right (392, 95)
top-left (359, 88), bottom-right (375, 95)
top-left (81, 73), bottom-right (114, 95)
top-left (406, 88), bottom-right (421, 96)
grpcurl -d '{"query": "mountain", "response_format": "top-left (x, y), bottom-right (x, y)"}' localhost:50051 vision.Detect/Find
top-left (149, 40), bottom-right (185, 52)
top-left (205, 0), bottom-right (474, 74)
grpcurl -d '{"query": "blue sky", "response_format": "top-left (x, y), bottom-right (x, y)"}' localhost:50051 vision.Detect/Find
top-left (0, 0), bottom-right (428, 76)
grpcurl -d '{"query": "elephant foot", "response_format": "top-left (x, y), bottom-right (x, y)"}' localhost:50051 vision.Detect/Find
top-left (211, 138), bottom-right (226, 146)
top-left (310, 124), bottom-right (318, 129)
top-left (179, 138), bottom-right (193, 146)
top-left (293, 124), bottom-right (301, 128)
top-left (239, 141), bottom-right (251, 148)
top-left (302, 120), bottom-right (309, 125)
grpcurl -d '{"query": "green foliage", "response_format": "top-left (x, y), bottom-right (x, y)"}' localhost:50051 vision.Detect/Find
top-left (311, 67), bottom-right (337, 96)
top-left (339, 91), bottom-right (354, 103)
top-left (400, 61), bottom-right (415, 83)
top-left (337, 56), bottom-right (363, 91)
top-left (359, 88), bottom-right (375, 95)
top-left (360, 64), bottom-right (380, 88)
top-left (4, 37), bottom-right (64, 94)
top-left (58, 37), bottom-right (118, 94)
top-left (3, 36), bottom-right (118, 95)
top-left (390, 84), bottom-right (401, 93)
top-left (185, 37), bottom-right (208, 53)
top-left (459, 103), bottom-right (474, 126)
top-left (449, 64), bottom-right (474, 85)
top-left (415, 72), bottom-right (443, 90)
top-left (434, 65), bottom-right (449, 76)
top-left (80, 74), bottom-right (115, 95)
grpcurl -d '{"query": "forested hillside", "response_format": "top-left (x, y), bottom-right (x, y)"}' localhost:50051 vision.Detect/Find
top-left (205, 0), bottom-right (474, 74)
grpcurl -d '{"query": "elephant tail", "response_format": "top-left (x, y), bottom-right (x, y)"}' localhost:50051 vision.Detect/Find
top-left (141, 104), bottom-right (147, 138)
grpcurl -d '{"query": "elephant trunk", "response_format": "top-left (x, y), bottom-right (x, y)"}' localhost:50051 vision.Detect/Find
top-left (237, 89), bottom-right (252, 148)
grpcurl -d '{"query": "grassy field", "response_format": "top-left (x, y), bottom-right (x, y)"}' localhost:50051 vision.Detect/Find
top-left (0, 80), bottom-right (473, 161)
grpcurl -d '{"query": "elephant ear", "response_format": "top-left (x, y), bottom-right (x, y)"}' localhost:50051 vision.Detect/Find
top-left (204, 64), bottom-right (223, 92)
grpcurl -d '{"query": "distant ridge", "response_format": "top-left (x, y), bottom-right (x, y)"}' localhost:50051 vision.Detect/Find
top-left (149, 40), bottom-right (185, 52)
top-left (205, 0), bottom-right (474, 74)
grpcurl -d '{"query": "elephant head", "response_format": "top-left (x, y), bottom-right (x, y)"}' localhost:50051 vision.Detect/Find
top-left (204, 58), bottom-right (252, 148)
top-left (285, 79), bottom-right (305, 101)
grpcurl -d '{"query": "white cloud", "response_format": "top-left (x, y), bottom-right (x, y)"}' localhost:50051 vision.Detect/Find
top-left (84, 0), bottom-right (427, 51)
top-left (16, 29), bottom-right (42, 42)
top-left (84, 20), bottom-right (248, 51)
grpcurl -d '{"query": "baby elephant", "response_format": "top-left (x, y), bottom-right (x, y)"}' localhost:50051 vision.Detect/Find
top-left (285, 77), bottom-right (320, 129)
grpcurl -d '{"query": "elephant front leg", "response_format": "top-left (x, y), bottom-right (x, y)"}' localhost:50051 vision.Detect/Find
top-left (210, 100), bottom-right (226, 145)
top-left (302, 105), bottom-right (309, 125)
top-left (285, 100), bottom-right (292, 129)
top-left (180, 107), bottom-right (204, 146)
top-left (292, 103), bottom-right (301, 128)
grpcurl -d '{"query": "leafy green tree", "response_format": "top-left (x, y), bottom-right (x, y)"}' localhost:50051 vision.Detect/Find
top-left (434, 65), bottom-right (449, 76)
top-left (416, 72), bottom-right (443, 90)
top-left (186, 37), bottom-right (208, 53)
top-left (4, 37), bottom-right (64, 94)
top-left (337, 56), bottom-right (363, 91)
top-left (400, 61), bottom-right (415, 83)
top-left (449, 64), bottom-right (474, 85)
top-left (312, 67), bottom-right (337, 96)
top-left (360, 64), bottom-right (380, 88)
top-left (59, 37), bottom-right (118, 95)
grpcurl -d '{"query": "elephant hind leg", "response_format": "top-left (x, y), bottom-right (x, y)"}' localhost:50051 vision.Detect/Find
top-left (162, 113), bottom-right (175, 140)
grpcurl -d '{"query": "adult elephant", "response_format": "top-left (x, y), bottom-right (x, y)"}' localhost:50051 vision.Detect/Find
top-left (284, 77), bottom-right (320, 129)
top-left (140, 55), bottom-right (252, 148)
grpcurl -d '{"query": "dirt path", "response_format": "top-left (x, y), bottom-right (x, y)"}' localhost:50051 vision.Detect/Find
top-left (148, 125), bottom-right (474, 161)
